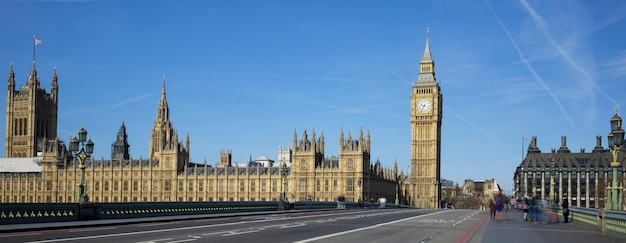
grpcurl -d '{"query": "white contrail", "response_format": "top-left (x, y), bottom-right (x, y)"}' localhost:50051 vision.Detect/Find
top-left (111, 94), bottom-right (151, 109)
top-left (445, 106), bottom-right (508, 149)
top-left (389, 69), bottom-right (413, 85)
top-left (486, 0), bottom-right (574, 126)
top-left (519, 0), bottom-right (619, 109)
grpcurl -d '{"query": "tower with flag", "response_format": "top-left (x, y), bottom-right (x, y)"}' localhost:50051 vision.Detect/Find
top-left (5, 36), bottom-right (58, 157)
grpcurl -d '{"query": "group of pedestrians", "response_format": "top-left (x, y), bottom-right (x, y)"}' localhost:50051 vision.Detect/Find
top-left (489, 192), bottom-right (505, 222)
top-left (489, 193), bottom-right (571, 225)
top-left (520, 197), bottom-right (570, 224)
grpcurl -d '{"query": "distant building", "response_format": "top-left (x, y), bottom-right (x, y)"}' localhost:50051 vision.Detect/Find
top-left (514, 136), bottom-right (624, 208)
top-left (461, 179), bottom-right (501, 199)
top-left (247, 155), bottom-right (274, 167)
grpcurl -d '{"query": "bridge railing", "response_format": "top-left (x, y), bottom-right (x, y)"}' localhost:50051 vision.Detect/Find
top-left (0, 203), bottom-right (80, 224)
top-left (558, 206), bottom-right (626, 238)
top-left (0, 201), bottom-right (412, 225)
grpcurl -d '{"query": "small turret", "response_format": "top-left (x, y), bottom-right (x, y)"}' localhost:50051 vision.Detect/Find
top-left (50, 67), bottom-right (58, 102)
top-left (7, 63), bottom-right (15, 92)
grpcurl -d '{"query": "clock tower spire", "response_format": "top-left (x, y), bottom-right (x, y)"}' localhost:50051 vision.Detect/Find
top-left (409, 27), bottom-right (443, 209)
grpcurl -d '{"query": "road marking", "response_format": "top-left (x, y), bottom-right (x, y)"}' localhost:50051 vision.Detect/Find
top-left (293, 211), bottom-right (447, 243)
top-left (167, 239), bottom-right (196, 243)
top-left (455, 212), bottom-right (488, 243)
top-left (222, 230), bottom-right (260, 236)
top-left (68, 227), bottom-right (117, 232)
top-left (135, 238), bottom-right (173, 243)
top-left (0, 232), bottom-right (42, 238)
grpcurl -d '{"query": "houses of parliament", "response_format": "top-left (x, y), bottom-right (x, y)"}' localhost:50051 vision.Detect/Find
top-left (0, 32), bottom-right (443, 208)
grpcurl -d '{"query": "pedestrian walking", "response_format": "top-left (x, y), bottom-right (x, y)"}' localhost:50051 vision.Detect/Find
top-left (495, 192), bottom-right (504, 222)
top-left (489, 199), bottom-right (496, 220)
top-left (288, 194), bottom-right (296, 210)
top-left (562, 198), bottom-right (570, 223)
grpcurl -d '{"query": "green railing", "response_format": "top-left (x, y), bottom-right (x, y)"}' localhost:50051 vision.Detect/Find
top-left (0, 203), bottom-right (79, 224)
top-left (0, 201), bottom-right (412, 225)
top-left (567, 206), bottom-right (626, 238)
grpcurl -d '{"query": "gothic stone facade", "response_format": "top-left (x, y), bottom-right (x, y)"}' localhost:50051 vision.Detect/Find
top-left (0, 64), bottom-right (399, 203)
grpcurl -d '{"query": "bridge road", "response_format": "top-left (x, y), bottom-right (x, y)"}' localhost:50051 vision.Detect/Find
top-left (1, 209), bottom-right (485, 243)
top-left (2, 209), bottom-right (619, 243)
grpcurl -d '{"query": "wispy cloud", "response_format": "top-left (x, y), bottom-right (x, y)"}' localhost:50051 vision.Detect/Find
top-left (389, 70), bottom-right (412, 86)
top-left (306, 101), bottom-right (406, 118)
top-left (111, 94), bottom-right (152, 109)
top-left (445, 106), bottom-right (508, 149)
top-left (197, 70), bottom-right (395, 85)
top-left (605, 51), bottom-right (626, 77)
top-left (486, 0), bottom-right (574, 126)
top-left (518, 0), bottom-right (619, 110)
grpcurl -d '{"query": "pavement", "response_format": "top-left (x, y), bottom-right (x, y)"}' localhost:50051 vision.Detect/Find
top-left (470, 210), bottom-right (625, 243)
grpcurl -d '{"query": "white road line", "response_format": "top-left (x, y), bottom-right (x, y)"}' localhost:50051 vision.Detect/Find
top-left (167, 239), bottom-right (196, 243)
top-left (68, 226), bottom-right (117, 232)
top-left (293, 211), bottom-right (447, 243)
top-left (222, 230), bottom-right (260, 236)
top-left (135, 238), bottom-right (174, 243)
top-left (0, 232), bottom-right (42, 238)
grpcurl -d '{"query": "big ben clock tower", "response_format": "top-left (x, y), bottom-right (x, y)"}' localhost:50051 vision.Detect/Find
top-left (410, 28), bottom-right (442, 208)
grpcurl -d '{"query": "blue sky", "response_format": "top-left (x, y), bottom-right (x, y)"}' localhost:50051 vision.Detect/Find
top-left (1, 0), bottom-right (626, 194)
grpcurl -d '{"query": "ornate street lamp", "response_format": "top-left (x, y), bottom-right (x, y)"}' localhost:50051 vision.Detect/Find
top-left (550, 155), bottom-right (556, 206)
top-left (606, 110), bottom-right (624, 211)
top-left (280, 161), bottom-right (289, 206)
top-left (357, 178), bottom-right (362, 202)
top-left (70, 124), bottom-right (94, 203)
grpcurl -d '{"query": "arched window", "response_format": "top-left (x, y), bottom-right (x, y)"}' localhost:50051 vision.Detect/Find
top-left (300, 160), bottom-right (306, 169)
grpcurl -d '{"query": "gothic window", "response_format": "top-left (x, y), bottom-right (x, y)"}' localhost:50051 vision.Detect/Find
top-left (347, 159), bottom-right (354, 169)
top-left (165, 180), bottom-right (171, 191)
top-left (347, 179), bottom-right (354, 192)
top-left (325, 180), bottom-right (329, 192)
top-left (239, 181), bottom-right (245, 192)
top-left (299, 179), bottom-right (307, 192)
top-left (300, 160), bottom-right (306, 169)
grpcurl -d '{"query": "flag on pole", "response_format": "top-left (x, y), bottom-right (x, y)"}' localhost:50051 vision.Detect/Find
top-left (34, 38), bottom-right (42, 45)
top-left (523, 136), bottom-right (528, 141)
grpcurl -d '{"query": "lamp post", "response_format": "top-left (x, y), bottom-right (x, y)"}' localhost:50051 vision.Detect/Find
top-left (280, 161), bottom-right (289, 206)
top-left (549, 156), bottom-right (556, 206)
top-left (70, 124), bottom-right (94, 203)
top-left (606, 110), bottom-right (624, 211)
top-left (357, 178), bottom-right (362, 202)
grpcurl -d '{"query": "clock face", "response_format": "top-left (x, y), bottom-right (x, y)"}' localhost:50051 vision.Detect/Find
top-left (416, 98), bottom-right (432, 113)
